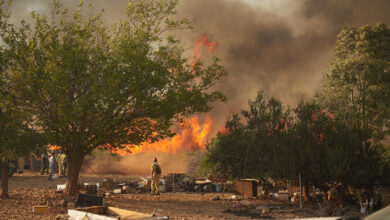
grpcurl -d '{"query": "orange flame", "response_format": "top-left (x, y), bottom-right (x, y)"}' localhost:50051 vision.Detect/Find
top-left (191, 35), bottom-right (217, 69)
top-left (47, 116), bottom-right (212, 156)
top-left (48, 145), bottom-right (61, 152)
top-left (114, 116), bottom-right (213, 156)
top-left (217, 127), bottom-right (230, 136)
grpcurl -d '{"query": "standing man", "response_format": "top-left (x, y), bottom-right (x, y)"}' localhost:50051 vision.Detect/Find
top-left (48, 152), bottom-right (55, 175)
top-left (57, 152), bottom-right (66, 176)
top-left (151, 157), bottom-right (161, 195)
top-left (62, 153), bottom-right (67, 176)
top-left (17, 156), bottom-right (25, 174)
top-left (40, 152), bottom-right (49, 175)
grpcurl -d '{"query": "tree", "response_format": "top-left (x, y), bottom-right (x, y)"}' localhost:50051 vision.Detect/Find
top-left (241, 91), bottom-right (292, 179)
top-left (200, 113), bottom-right (247, 179)
top-left (290, 101), bottom-right (330, 200)
top-left (291, 100), bottom-right (389, 204)
top-left (201, 91), bottom-right (293, 180)
top-left (0, 109), bottom-right (42, 199)
top-left (318, 23), bottom-right (390, 141)
top-left (0, 0), bottom-right (226, 195)
top-left (201, 91), bottom-right (389, 204)
top-left (0, 8), bottom-right (43, 198)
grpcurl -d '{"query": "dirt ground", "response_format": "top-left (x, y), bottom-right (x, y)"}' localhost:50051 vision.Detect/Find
top-left (0, 171), bottom-right (386, 220)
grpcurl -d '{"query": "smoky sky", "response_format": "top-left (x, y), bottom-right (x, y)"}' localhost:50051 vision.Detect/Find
top-left (4, 0), bottom-right (390, 133)
top-left (177, 0), bottom-right (390, 131)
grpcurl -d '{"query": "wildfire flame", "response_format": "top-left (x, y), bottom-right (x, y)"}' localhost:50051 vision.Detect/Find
top-left (115, 116), bottom-right (212, 156)
top-left (48, 145), bottom-right (61, 152)
top-left (191, 35), bottom-right (217, 69)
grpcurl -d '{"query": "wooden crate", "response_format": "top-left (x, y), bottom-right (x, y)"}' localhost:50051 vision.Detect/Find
top-left (233, 179), bottom-right (258, 198)
top-left (32, 205), bottom-right (48, 214)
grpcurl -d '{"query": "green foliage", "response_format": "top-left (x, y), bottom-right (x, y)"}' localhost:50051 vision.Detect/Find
top-left (318, 23), bottom-right (390, 141)
top-left (201, 90), bottom-right (389, 189)
top-left (201, 92), bottom-right (293, 179)
top-left (200, 113), bottom-right (246, 180)
top-left (1, 0), bottom-right (226, 194)
top-left (0, 0), bottom-right (226, 156)
top-left (0, 109), bottom-right (44, 163)
top-left (0, 1), bottom-right (44, 161)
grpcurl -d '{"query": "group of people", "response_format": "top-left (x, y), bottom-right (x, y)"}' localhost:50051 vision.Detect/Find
top-left (40, 151), bottom-right (67, 177)
top-left (39, 152), bottom-right (161, 194)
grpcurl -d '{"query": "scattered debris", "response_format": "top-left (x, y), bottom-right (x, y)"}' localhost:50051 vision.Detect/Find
top-left (84, 182), bottom-right (100, 191)
top-left (67, 206), bottom-right (157, 220)
top-left (256, 205), bottom-right (271, 214)
top-left (272, 191), bottom-right (289, 201)
top-left (59, 199), bottom-right (68, 207)
top-left (211, 196), bottom-right (221, 201)
top-left (75, 194), bottom-right (105, 207)
top-left (32, 205), bottom-right (48, 214)
top-left (239, 200), bottom-right (258, 209)
top-left (54, 214), bottom-right (69, 220)
top-left (57, 183), bottom-right (67, 191)
top-left (113, 188), bottom-right (122, 194)
top-left (101, 178), bottom-right (116, 190)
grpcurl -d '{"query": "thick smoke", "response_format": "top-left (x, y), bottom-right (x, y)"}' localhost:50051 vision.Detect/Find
top-left (6, 0), bottom-right (390, 130)
top-left (4, 0), bottom-right (390, 169)
top-left (81, 152), bottom-right (203, 175)
top-left (177, 0), bottom-right (390, 132)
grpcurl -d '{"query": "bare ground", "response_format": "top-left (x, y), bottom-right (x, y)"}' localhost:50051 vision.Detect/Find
top-left (0, 171), bottom-right (384, 220)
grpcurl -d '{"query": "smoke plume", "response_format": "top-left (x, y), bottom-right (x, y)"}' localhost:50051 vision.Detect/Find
top-left (4, 0), bottom-right (390, 167)
top-left (82, 151), bottom-right (204, 175)
top-left (177, 0), bottom-right (390, 131)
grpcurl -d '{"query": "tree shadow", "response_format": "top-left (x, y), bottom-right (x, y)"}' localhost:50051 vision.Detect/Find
top-left (222, 208), bottom-right (275, 219)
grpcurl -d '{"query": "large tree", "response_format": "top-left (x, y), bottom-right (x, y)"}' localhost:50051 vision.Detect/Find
top-left (0, 7), bottom-right (43, 198)
top-left (0, 108), bottom-right (41, 199)
top-left (318, 23), bottom-right (390, 141)
top-left (0, 0), bottom-right (226, 195)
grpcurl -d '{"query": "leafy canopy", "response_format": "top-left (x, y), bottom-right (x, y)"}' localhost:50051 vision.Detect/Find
top-left (318, 23), bottom-right (390, 141)
top-left (0, 0), bottom-right (226, 156)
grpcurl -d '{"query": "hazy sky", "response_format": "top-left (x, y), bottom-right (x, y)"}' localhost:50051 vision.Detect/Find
top-left (4, 0), bottom-right (390, 134)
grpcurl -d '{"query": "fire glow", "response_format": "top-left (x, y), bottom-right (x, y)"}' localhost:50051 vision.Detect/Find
top-left (113, 35), bottom-right (217, 156)
top-left (115, 116), bottom-right (213, 156)
top-left (191, 35), bottom-right (217, 69)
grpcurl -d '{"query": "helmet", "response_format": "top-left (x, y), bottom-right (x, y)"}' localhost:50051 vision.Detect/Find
top-left (153, 157), bottom-right (157, 162)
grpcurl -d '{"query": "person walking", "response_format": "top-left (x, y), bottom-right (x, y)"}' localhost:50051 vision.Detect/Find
top-left (151, 157), bottom-right (162, 195)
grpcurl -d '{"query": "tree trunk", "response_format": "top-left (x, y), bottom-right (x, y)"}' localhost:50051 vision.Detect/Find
top-left (0, 159), bottom-right (9, 199)
top-left (63, 151), bottom-right (86, 196)
top-left (303, 180), bottom-right (311, 201)
top-left (339, 184), bottom-right (346, 208)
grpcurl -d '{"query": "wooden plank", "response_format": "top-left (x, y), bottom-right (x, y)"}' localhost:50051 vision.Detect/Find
top-left (107, 207), bottom-right (156, 220)
top-left (32, 205), bottom-right (48, 214)
top-left (68, 206), bottom-right (157, 220)
top-left (68, 209), bottom-right (119, 220)
top-left (75, 206), bottom-right (106, 214)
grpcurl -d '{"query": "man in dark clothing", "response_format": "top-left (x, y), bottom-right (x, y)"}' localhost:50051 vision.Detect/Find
top-left (40, 152), bottom-right (49, 175)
